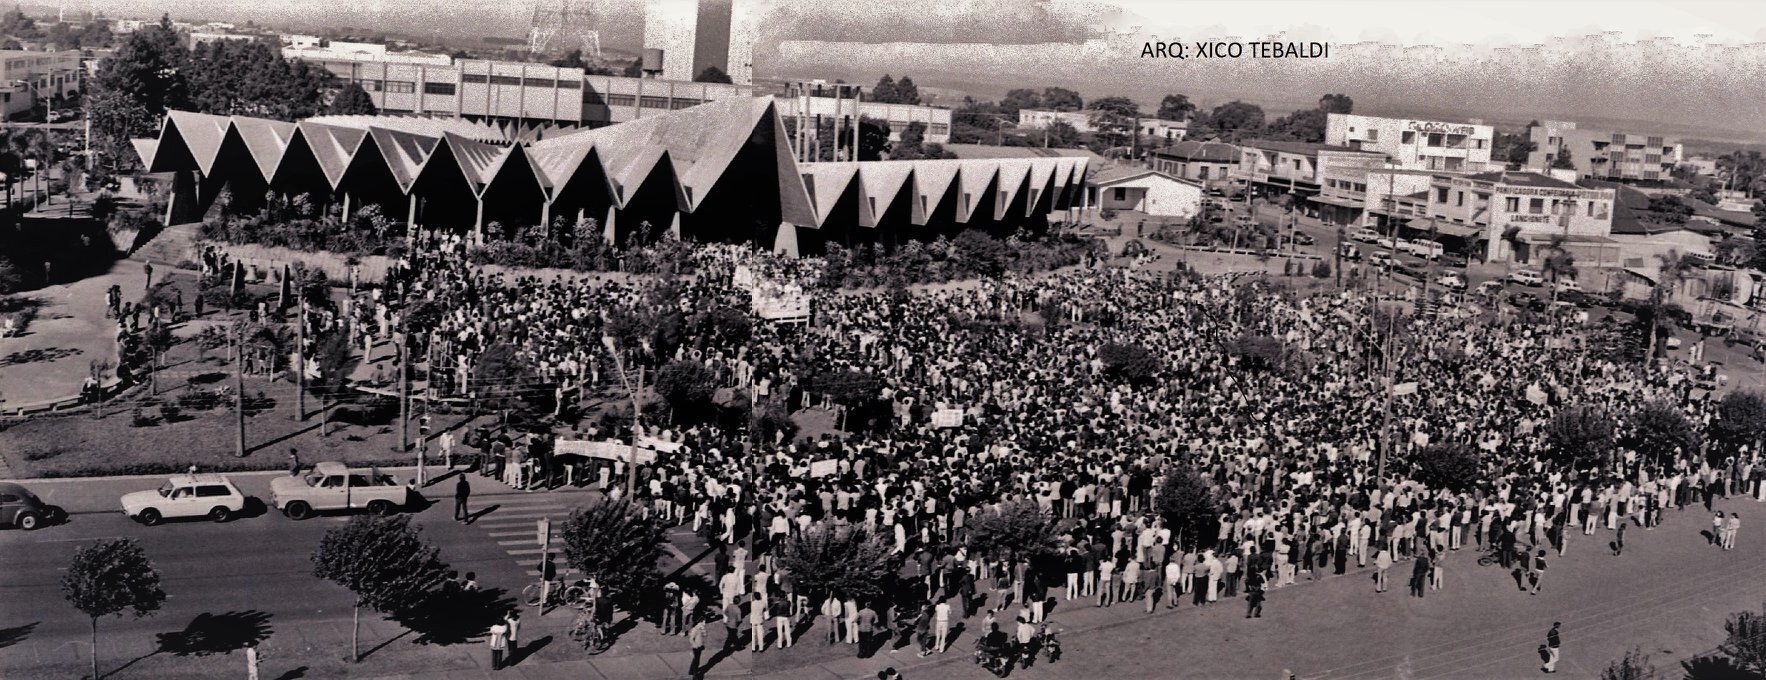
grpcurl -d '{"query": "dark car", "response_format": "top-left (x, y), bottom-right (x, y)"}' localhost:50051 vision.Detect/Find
top-left (1556, 290), bottom-right (1598, 308)
top-left (1440, 252), bottom-right (1470, 268)
top-left (1508, 292), bottom-right (1544, 312)
top-left (0, 482), bottom-right (63, 530)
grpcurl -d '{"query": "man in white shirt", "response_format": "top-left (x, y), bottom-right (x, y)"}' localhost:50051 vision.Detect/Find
top-left (934, 598), bottom-right (952, 653)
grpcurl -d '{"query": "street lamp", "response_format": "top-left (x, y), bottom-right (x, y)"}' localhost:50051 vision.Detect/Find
top-left (601, 335), bottom-right (642, 499)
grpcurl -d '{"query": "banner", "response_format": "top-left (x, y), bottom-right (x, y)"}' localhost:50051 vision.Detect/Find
top-left (1392, 382), bottom-right (1418, 397)
top-left (932, 409), bottom-right (964, 428)
top-left (809, 460), bottom-right (839, 478)
top-left (553, 439), bottom-right (658, 465)
top-left (1525, 383), bottom-right (1549, 406)
top-left (732, 265), bottom-right (756, 290)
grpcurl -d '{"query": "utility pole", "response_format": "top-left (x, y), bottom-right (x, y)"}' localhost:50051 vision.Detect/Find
top-left (603, 337), bottom-right (642, 500)
top-left (295, 298), bottom-right (306, 420)
top-left (234, 324), bottom-right (246, 458)
top-left (397, 314), bottom-right (410, 457)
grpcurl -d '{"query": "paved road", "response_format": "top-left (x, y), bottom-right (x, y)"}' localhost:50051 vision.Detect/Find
top-left (0, 469), bottom-right (734, 679)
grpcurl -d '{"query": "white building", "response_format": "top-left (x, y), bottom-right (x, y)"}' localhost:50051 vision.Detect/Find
top-left (1528, 120), bottom-right (1683, 183)
top-left (643, 0), bottom-right (759, 85)
top-left (0, 50), bottom-right (82, 120)
top-left (1084, 167), bottom-right (1204, 218)
top-left (1018, 109), bottom-right (1096, 133)
top-left (282, 34), bottom-right (324, 49)
top-left (1326, 113), bottom-right (1496, 172)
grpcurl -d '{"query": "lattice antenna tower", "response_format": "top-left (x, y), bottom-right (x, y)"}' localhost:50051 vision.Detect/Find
top-left (527, 0), bottom-right (602, 58)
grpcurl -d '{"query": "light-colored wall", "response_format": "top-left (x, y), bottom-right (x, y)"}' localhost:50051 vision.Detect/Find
top-left (1327, 112), bottom-right (1494, 171)
top-left (1095, 175), bottom-right (1201, 217)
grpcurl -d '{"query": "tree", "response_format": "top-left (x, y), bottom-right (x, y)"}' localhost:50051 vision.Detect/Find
top-left (559, 498), bottom-right (667, 612)
top-left (1551, 148), bottom-right (1576, 170)
top-left (87, 17), bottom-right (188, 170)
top-left (327, 82), bottom-right (379, 116)
top-left (1712, 390), bottom-right (1766, 452)
top-left (779, 525), bottom-right (901, 605)
top-left (1719, 603), bottom-right (1766, 676)
top-left (872, 74), bottom-right (898, 103)
top-left (1156, 466), bottom-right (1218, 550)
top-left (1087, 95), bottom-right (1140, 118)
top-left (1045, 120), bottom-right (1082, 148)
top-left (1204, 101), bottom-right (1265, 137)
top-left (693, 66), bottom-right (732, 83)
top-left (1408, 443), bottom-right (1482, 493)
top-left (1317, 93), bottom-right (1354, 115)
top-left (1041, 87), bottom-right (1083, 112)
top-left (62, 538), bottom-right (167, 680)
top-left (1601, 646), bottom-right (1655, 680)
top-left (1627, 400), bottom-right (1701, 468)
top-left (1542, 233), bottom-right (1578, 291)
top-left (655, 359), bottom-right (716, 419)
top-left (965, 501), bottom-right (1061, 561)
top-left (549, 49), bottom-right (586, 69)
top-left (999, 88), bottom-right (1042, 116)
top-left (312, 515), bottom-right (449, 662)
top-left (473, 342), bottom-right (534, 412)
top-left (1544, 405), bottom-right (1617, 469)
top-left (622, 58), bottom-right (643, 77)
top-left (1156, 94), bottom-right (1195, 121)
top-left (893, 76), bottom-right (921, 105)
top-left (1267, 107), bottom-right (1328, 143)
top-left (1098, 342), bottom-right (1160, 385)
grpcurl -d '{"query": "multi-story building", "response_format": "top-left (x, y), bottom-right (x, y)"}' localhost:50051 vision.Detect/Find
top-left (1236, 140), bottom-right (1389, 207)
top-left (1527, 120), bottom-right (1682, 183)
top-left (1424, 170), bottom-right (1617, 264)
top-left (1326, 113), bottom-right (1496, 172)
top-left (290, 40), bottom-right (951, 141)
top-left (0, 50), bottom-right (82, 120)
top-left (643, 0), bottom-right (758, 85)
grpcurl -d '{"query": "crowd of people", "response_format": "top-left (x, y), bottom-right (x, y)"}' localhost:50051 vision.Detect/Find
top-left (302, 233), bottom-right (1763, 671)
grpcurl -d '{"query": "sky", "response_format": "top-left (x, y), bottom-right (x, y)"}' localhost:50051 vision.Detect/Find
top-left (89, 0), bottom-right (1766, 139)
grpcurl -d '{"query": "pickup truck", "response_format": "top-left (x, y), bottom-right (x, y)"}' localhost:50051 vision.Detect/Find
top-left (271, 462), bottom-right (411, 520)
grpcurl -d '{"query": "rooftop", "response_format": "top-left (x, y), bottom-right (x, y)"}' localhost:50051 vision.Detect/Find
top-left (941, 143), bottom-right (1103, 161)
top-left (1149, 140), bottom-right (1239, 163)
top-left (1240, 139), bottom-right (1381, 157)
top-left (1460, 171), bottom-right (1582, 190)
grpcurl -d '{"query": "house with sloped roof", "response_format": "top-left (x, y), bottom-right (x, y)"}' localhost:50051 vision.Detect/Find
top-left (1082, 166), bottom-right (1204, 219)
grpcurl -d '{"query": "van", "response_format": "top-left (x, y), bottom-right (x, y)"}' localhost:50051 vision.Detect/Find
top-left (1412, 241), bottom-right (1444, 260)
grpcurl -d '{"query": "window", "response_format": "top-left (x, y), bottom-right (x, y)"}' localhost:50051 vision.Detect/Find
top-left (1401, 131), bottom-right (1415, 144)
top-left (1198, 166), bottom-right (1209, 180)
top-left (1586, 202), bottom-right (1597, 217)
top-left (1365, 129), bottom-right (1379, 142)
top-left (1113, 188), bottom-right (1126, 201)
top-left (462, 73), bottom-right (487, 84)
top-left (670, 98), bottom-right (700, 110)
top-left (424, 82), bottom-right (455, 95)
top-left (1354, 183), bottom-right (1367, 193)
top-left (1529, 198), bottom-right (1544, 214)
top-left (1473, 139), bottom-right (1486, 149)
top-left (488, 75), bottom-right (522, 86)
top-left (363, 80), bottom-right (384, 92)
top-left (553, 79), bottom-right (579, 89)
top-left (0, 494), bottom-right (18, 503)
top-left (196, 485), bottom-right (231, 498)
top-left (639, 95), bottom-right (669, 109)
top-left (1435, 187), bottom-right (1449, 202)
top-left (929, 124), bottom-right (949, 135)
top-left (384, 81), bottom-right (415, 94)
top-left (1455, 191), bottom-right (1464, 207)
top-left (606, 94), bottom-right (636, 106)
top-left (1292, 159), bottom-right (1302, 170)
top-left (1427, 133), bottom-right (1444, 147)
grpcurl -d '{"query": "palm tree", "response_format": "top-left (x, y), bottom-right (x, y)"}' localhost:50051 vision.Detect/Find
top-left (1644, 250), bottom-right (1699, 369)
top-left (1500, 226), bottom-right (1524, 269)
top-left (1542, 233), bottom-right (1578, 304)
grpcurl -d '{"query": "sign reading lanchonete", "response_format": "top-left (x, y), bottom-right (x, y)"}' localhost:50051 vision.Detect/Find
top-left (1141, 41), bottom-right (1328, 60)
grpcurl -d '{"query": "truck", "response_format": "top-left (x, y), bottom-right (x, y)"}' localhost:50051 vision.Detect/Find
top-left (271, 462), bottom-right (411, 520)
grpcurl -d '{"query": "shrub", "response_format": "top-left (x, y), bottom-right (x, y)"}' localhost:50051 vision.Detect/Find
top-left (1408, 443), bottom-right (1483, 493)
top-left (157, 403), bottom-right (183, 423)
top-left (1312, 259), bottom-right (1331, 278)
top-left (176, 389), bottom-right (222, 411)
top-left (129, 408), bottom-right (155, 428)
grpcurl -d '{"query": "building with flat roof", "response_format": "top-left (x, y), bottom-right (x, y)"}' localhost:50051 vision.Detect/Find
top-left (131, 97), bottom-right (1087, 256)
top-left (1423, 170), bottom-right (1617, 264)
top-left (1527, 120), bottom-right (1682, 183)
top-left (1326, 113), bottom-right (1495, 172)
top-left (0, 49), bottom-right (81, 120)
top-left (1235, 140), bottom-right (1389, 211)
top-left (1017, 109), bottom-right (1096, 133)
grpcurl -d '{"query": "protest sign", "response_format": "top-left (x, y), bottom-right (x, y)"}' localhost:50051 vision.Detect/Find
top-left (932, 409), bottom-right (964, 428)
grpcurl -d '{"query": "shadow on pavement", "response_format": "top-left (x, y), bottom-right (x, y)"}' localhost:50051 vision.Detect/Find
top-left (269, 666), bottom-right (308, 680)
top-left (505, 634), bottom-right (551, 667)
top-left (154, 610), bottom-right (274, 656)
top-left (0, 622), bottom-right (37, 649)
top-left (396, 586), bottom-right (517, 646)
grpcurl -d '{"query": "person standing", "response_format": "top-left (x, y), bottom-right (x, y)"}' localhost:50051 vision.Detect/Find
top-left (749, 592), bottom-right (768, 652)
top-left (143, 261), bottom-right (154, 292)
top-left (1374, 548), bottom-right (1392, 593)
top-left (1713, 512), bottom-right (1724, 546)
top-left (1531, 550), bottom-right (1548, 595)
top-left (687, 618), bottom-right (706, 679)
top-left (487, 619), bottom-right (508, 670)
top-left (1245, 569), bottom-right (1265, 619)
top-left (856, 603), bottom-right (878, 655)
top-left (722, 599), bottom-right (742, 655)
top-left (1411, 551), bottom-right (1430, 598)
top-left (455, 474), bottom-right (472, 523)
top-left (1614, 521), bottom-right (1626, 556)
top-left (934, 598), bottom-right (952, 653)
top-left (245, 640), bottom-right (260, 680)
top-left (504, 610), bottom-right (521, 660)
top-left (822, 593), bottom-right (844, 644)
top-left (1723, 512), bottom-right (1740, 550)
top-left (772, 593), bottom-right (793, 649)
top-left (1543, 622), bottom-right (1562, 673)
top-left (288, 448), bottom-right (301, 476)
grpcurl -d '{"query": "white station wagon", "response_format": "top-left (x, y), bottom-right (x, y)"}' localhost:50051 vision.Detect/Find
top-left (121, 474), bottom-right (247, 525)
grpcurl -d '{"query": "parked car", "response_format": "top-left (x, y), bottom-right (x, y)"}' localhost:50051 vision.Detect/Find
top-left (1437, 272), bottom-right (1467, 291)
top-left (1289, 232), bottom-right (1315, 246)
top-left (272, 462), bottom-right (411, 520)
top-left (1369, 251), bottom-right (1397, 269)
top-left (1557, 290), bottom-right (1599, 308)
top-left (1410, 240), bottom-right (1444, 260)
top-left (1476, 280), bottom-right (1505, 297)
top-left (1553, 278), bottom-right (1583, 293)
top-left (122, 475), bottom-right (248, 525)
top-left (1350, 228), bottom-right (1382, 244)
top-left (0, 482), bottom-right (63, 530)
top-left (1508, 269), bottom-right (1545, 287)
top-left (1509, 291), bottom-right (1544, 312)
top-left (1441, 252), bottom-right (1470, 268)
top-left (1377, 236), bottom-right (1399, 250)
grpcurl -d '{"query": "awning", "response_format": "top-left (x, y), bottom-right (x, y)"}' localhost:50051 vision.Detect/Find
top-left (1311, 195), bottom-right (1364, 209)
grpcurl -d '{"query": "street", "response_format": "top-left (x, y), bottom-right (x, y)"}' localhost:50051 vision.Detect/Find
top-left (0, 468), bottom-right (731, 679)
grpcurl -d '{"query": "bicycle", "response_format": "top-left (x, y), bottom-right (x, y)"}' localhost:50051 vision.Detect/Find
top-left (567, 608), bottom-right (612, 654)
top-left (522, 579), bottom-right (588, 609)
